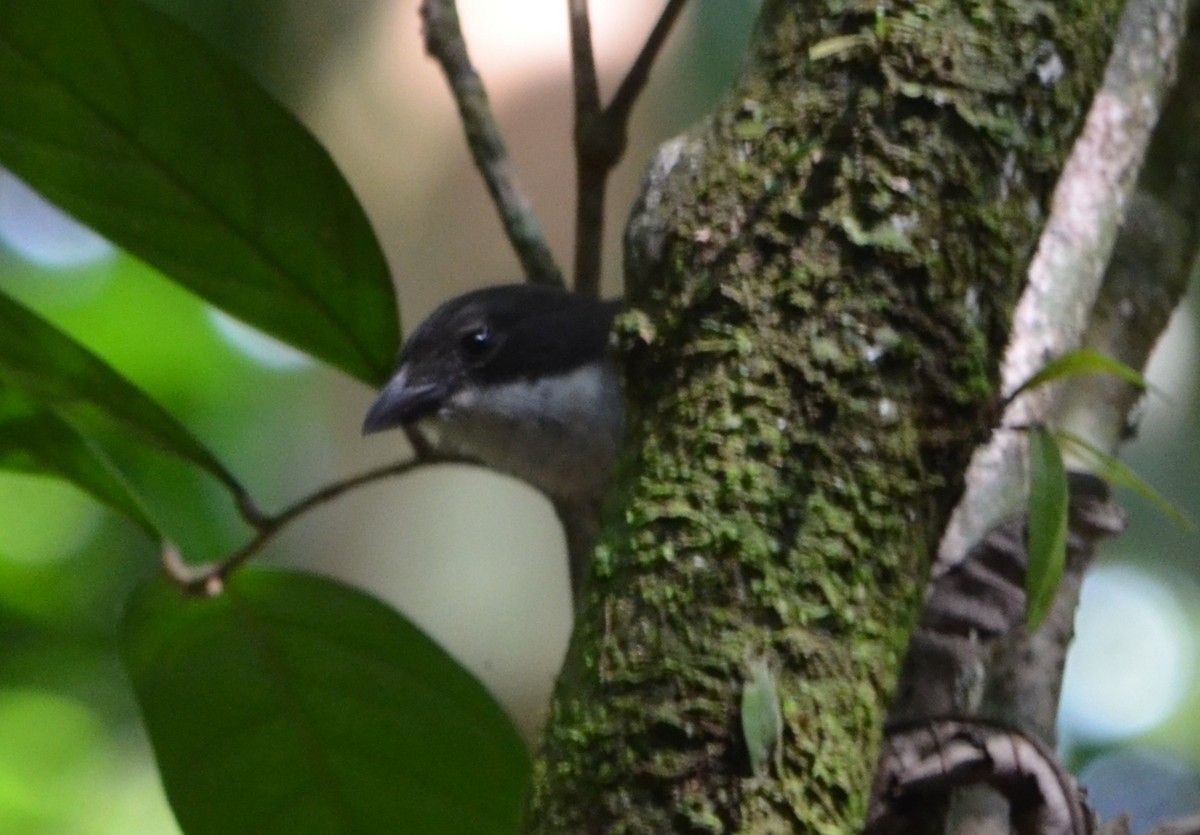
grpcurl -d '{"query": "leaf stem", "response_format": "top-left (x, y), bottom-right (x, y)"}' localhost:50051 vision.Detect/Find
top-left (163, 451), bottom-right (475, 595)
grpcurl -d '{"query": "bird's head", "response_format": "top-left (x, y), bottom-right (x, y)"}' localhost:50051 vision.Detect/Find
top-left (363, 283), bottom-right (618, 433)
top-left (362, 283), bottom-right (623, 502)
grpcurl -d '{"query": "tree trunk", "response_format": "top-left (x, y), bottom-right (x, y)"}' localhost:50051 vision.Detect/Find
top-left (527, 1), bottom-right (1121, 831)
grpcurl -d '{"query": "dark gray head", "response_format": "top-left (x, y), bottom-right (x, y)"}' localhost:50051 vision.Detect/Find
top-left (362, 284), bottom-right (620, 434)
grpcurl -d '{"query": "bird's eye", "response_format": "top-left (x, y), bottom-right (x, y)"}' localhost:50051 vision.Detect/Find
top-left (459, 325), bottom-right (492, 357)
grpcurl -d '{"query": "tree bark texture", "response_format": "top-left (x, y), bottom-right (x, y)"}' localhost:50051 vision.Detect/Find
top-left (528, 1), bottom-right (1121, 832)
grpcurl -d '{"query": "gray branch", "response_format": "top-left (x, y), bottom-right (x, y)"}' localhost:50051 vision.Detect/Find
top-left (419, 0), bottom-right (563, 287)
top-left (889, 0), bottom-right (1198, 832)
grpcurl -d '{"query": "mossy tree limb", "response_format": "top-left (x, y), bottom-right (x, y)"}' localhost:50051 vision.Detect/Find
top-left (527, 1), bottom-right (1120, 832)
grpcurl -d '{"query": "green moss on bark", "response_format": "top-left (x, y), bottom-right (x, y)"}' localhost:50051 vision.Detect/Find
top-left (528, 0), bottom-right (1119, 832)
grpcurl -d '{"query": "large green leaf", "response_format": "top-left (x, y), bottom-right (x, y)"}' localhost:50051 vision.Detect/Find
top-left (122, 570), bottom-right (530, 835)
top-left (1026, 427), bottom-right (1069, 630)
top-left (0, 290), bottom-right (241, 494)
top-left (0, 384), bottom-right (157, 537)
top-left (0, 0), bottom-right (399, 385)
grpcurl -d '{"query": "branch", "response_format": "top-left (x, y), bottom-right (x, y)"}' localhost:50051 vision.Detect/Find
top-left (567, 0), bottom-right (601, 117)
top-left (936, 0), bottom-right (1188, 571)
top-left (958, 0), bottom-right (1195, 736)
top-left (568, 0), bottom-right (605, 298)
top-left (899, 1), bottom-right (1196, 832)
top-left (607, 0), bottom-right (689, 126)
top-left (163, 452), bottom-right (476, 595)
top-left (570, 0), bottom-right (689, 296)
top-left (420, 0), bottom-right (563, 287)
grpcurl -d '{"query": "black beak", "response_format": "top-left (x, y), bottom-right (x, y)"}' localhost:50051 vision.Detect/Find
top-left (362, 367), bottom-right (447, 435)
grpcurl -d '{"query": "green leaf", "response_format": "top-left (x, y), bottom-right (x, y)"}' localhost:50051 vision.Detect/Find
top-left (122, 570), bottom-right (530, 835)
top-left (1009, 348), bottom-right (1149, 402)
top-left (0, 291), bottom-right (242, 494)
top-left (1054, 430), bottom-right (1193, 529)
top-left (0, 0), bottom-right (399, 385)
top-left (740, 657), bottom-right (782, 779)
top-left (1026, 427), bottom-right (1069, 630)
top-left (0, 384), bottom-right (157, 537)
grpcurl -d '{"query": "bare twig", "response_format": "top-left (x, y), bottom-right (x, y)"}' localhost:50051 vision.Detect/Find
top-left (233, 490), bottom-right (271, 530)
top-left (415, 0), bottom-right (686, 295)
top-left (568, 0), bottom-right (606, 299)
top-left (162, 452), bottom-right (475, 595)
top-left (607, 0), bottom-right (689, 125)
top-left (572, 166), bottom-right (608, 298)
top-left (402, 424), bottom-right (435, 459)
top-left (420, 0), bottom-right (563, 287)
top-left (568, 0), bottom-right (601, 116)
top-left (570, 0), bottom-right (690, 297)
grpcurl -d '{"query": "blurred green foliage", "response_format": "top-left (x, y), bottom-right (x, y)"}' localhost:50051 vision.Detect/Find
top-left (0, 240), bottom-right (340, 831)
top-left (0, 1), bottom-right (1195, 833)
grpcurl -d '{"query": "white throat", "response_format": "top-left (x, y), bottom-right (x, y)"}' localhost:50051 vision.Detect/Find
top-left (425, 363), bottom-right (623, 501)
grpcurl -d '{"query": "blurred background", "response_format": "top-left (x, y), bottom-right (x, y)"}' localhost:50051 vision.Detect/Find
top-left (0, 2), bottom-right (1196, 833)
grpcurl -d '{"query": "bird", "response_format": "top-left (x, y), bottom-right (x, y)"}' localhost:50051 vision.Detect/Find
top-left (362, 283), bottom-right (624, 596)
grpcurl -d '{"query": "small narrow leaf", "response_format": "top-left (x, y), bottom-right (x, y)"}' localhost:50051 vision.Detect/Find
top-left (0, 0), bottom-right (399, 384)
top-left (0, 291), bottom-right (242, 494)
top-left (1055, 430), bottom-right (1192, 529)
top-left (122, 570), bottom-right (530, 835)
top-left (1026, 427), bottom-right (1069, 630)
top-left (0, 384), bottom-right (158, 536)
top-left (1010, 348), bottom-right (1149, 402)
top-left (740, 657), bottom-right (782, 779)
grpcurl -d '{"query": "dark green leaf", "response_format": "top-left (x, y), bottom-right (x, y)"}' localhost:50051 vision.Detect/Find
top-left (1026, 427), bottom-right (1069, 630)
top-left (0, 384), bottom-right (158, 536)
top-left (1055, 430), bottom-right (1192, 529)
top-left (0, 291), bottom-right (242, 494)
top-left (0, 0), bottom-right (399, 384)
top-left (122, 570), bottom-right (530, 835)
top-left (1009, 348), bottom-right (1149, 402)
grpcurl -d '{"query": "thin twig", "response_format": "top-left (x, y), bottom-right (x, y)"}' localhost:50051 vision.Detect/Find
top-left (234, 491), bottom-right (271, 530)
top-left (420, 0), bottom-right (563, 287)
top-left (403, 424), bottom-right (435, 459)
top-left (569, 0), bottom-right (605, 298)
top-left (568, 0), bottom-right (601, 116)
top-left (607, 0), bottom-right (690, 125)
top-left (573, 166), bottom-right (608, 298)
top-left (162, 453), bottom-right (475, 595)
top-left (570, 0), bottom-right (690, 297)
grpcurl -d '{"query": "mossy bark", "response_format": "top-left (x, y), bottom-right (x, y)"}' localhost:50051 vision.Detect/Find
top-left (527, 1), bottom-right (1119, 832)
